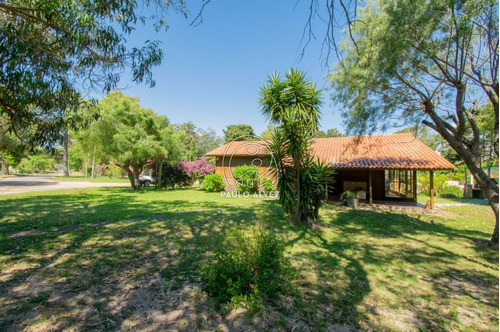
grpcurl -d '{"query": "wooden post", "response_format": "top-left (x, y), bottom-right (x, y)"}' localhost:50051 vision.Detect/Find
top-left (368, 170), bottom-right (373, 205)
top-left (398, 170), bottom-right (401, 193)
top-left (429, 170), bottom-right (434, 209)
top-left (412, 170), bottom-right (417, 202)
top-left (405, 170), bottom-right (409, 196)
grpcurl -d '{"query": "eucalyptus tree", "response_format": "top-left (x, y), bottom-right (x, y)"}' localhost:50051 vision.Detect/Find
top-left (329, 0), bottom-right (499, 242)
top-left (223, 124), bottom-right (256, 143)
top-left (174, 122), bottom-right (222, 161)
top-left (260, 68), bottom-right (328, 225)
top-left (0, 0), bottom-right (189, 147)
top-left (90, 91), bottom-right (182, 190)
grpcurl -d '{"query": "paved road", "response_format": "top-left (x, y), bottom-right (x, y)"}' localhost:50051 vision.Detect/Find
top-left (0, 174), bottom-right (129, 195)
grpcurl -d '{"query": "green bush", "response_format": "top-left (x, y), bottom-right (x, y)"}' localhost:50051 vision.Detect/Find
top-left (200, 226), bottom-right (293, 311)
top-left (102, 164), bottom-right (124, 178)
top-left (17, 155), bottom-right (55, 174)
top-left (417, 171), bottom-right (447, 195)
top-left (232, 165), bottom-right (258, 193)
top-left (261, 177), bottom-right (275, 192)
top-left (160, 164), bottom-right (193, 188)
top-left (439, 185), bottom-right (463, 198)
top-left (201, 173), bottom-right (225, 192)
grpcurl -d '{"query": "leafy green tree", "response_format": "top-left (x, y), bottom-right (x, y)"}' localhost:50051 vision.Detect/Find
top-left (70, 110), bottom-right (107, 178)
top-left (260, 124), bottom-right (276, 141)
top-left (326, 128), bottom-right (344, 138)
top-left (315, 128), bottom-right (344, 138)
top-left (59, 100), bottom-right (99, 176)
top-left (315, 131), bottom-right (328, 138)
top-left (223, 124), bottom-right (256, 143)
top-left (0, 0), bottom-right (188, 147)
top-left (18, 154), bottom-right (56, 174)
top-left (330, 0), bottom-right (499, 243)
top-left (0, 116), bottom-right (24, 174)
top-left (89, 91), bottom-right (182, 190)
top-left (0, 152), bottom-right (15, 175)
top-left (174, 122), bottom-right (222, 161)
top-left (475, 104), bottom-right (497, 166)
top-left (260, 68), bottom-right (328, 225)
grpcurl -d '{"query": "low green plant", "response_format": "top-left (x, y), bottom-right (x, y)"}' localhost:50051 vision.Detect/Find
top-left (17, 155), bottom-right (55, 174)
top-left (340, 190), bottom-right (358, 203)
top-left (200, 226), bottom-right (293, 312)
top-left (201, 173), bottom-right (225, 192)
top-left (102, 164), bottom-right (124, 178)
top-left (439, 185), bottom-right (463, 198)
top-left (233, 165), bottom-right (258, 193)
top-left (261, 177), bottom-right (275, 192)
top-left (417, 171), bottom-right (449, 195)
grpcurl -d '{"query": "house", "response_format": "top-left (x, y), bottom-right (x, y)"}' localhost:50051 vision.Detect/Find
top-left (204, 133), bottom-right (454, 208)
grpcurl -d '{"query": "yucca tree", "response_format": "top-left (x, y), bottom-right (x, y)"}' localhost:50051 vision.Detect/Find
top-left (259, 69), bottom-right (323, 225)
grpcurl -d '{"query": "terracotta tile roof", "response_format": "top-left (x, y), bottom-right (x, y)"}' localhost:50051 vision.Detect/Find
top-left (204, 140), bottom-right (272, 157)
top-left (205, 134), bottom-right (454, 170)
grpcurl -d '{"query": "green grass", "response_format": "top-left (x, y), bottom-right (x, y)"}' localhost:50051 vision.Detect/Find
top-left (0, 188), bottom-right (497, 331)
top-left (56, 175), bottom-right (130, 183)
top-left (418, 194), bottom-right (489, 205)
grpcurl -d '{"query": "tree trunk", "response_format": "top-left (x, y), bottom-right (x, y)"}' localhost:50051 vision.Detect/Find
top-left (125, 168), bottom-right (134, 189)
top-left (91, 147), bottom-right (96, 179)
top-left (62, 130), bottom-right (70, 177)
top-left (424, 101), bottom-right (499, 244)
top-left (0, 154), bottom-right (5, 175)
top-left (293, 159), bottom-right (301, 225)
top-left (156, 158), bottom-right (164, 189)
top-left (132, 166), bottom-right (141, 190)
top-left (468, 163), bottom-right (499, 244)
top-left (84, 156), bottom-right (88, 178)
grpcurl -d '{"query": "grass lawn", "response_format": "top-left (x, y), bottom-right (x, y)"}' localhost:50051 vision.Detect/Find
top-left (0, 188), bottom-right (498, 331)
top-left (56, 175), bottom-right (130, 183)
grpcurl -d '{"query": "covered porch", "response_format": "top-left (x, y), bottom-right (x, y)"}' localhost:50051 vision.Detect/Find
top-left (326, 169), bottom-right (439, 209)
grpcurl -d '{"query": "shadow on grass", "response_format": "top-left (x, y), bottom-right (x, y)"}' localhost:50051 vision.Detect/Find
top-left (0, 199), bottom-right (262, 330)
top-left (306, 206), bottom-right (498, 330)
top-left (252, 202), bottom-right (497, 330)
top-left (0, 193), bottom-right (497, 331)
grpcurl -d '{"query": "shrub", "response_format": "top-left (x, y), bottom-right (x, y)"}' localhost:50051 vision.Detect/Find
top-left (160, 164), bottom-right (193, 188)
top-left (102, 164), bottom-right (124, 178)
top-left (439, 185), bottom-right (463, 198)
top-left (96, 163), bottom-right (107, 175)
top-left (17, 155), bottom-right (55, 174)
top-left (201, 173), bottom-right (225, 192)
top-left (261, 177), bottom-right (275, 192)
top-left (200, 226), bottom-right (293, 311)
top-left (179, 157), bottom-right (214, 181)
top-left (232, 165), bottom-right (258, 193)
top-left (340, 190), bottom-right (358, 207)
top-left (417, 171), bottom-right (449, 195)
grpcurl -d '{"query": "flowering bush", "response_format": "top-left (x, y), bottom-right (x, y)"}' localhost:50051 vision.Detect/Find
top-left (96, 163), bottom-right (107, 175)
top-left (179, 157), bottom-right (214, 180)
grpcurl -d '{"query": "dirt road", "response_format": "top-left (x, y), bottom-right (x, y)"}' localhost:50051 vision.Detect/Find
top-left (0, 174), bottom-right (128, 195)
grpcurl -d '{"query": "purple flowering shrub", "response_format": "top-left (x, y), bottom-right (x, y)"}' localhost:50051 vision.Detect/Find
top-left (179, 157), bottom-right (214, 180)
top-left (159, 158), bottom-right (214, 188)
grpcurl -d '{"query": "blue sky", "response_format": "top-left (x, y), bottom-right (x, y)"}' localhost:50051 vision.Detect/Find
top-left (115, 0), bottom-right (345, 138)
